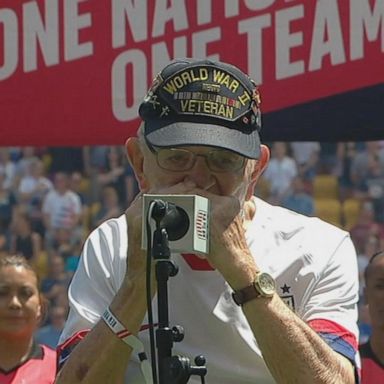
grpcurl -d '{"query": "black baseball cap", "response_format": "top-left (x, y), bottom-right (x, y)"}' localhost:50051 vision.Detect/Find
top-left (138, 58), bottom-right (262, 159)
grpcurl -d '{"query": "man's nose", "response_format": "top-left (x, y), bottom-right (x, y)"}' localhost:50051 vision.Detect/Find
top-left (187, 156), bottom-right (215, 189)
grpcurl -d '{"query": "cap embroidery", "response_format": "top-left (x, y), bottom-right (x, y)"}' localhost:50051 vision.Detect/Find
top-left (152, 66), bottom-right (255, 123)
top-left (147, 94), bottom-right (161, 109)
top-left (160, 105), bottom-right (170, 117)
top-left (138, 59), bottom-right (262, 159)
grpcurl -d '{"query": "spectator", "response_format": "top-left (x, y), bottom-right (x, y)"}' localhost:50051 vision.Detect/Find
top-left (281, 176), bottom-right (315, 216)
top-left (97, 146), bottom-right (127, 206)
top-left (17, 159), bottom-right (52, 236)
top-left (62, 244), bottom-right (81, 278)
top-left (51, 228), bottom-right (77, 254)
top-left (53, 289), bottom-right (70, 314)
top-left (49, 227), bottom-right (81, 277)
top-left (93, 185), bottom-right (121, 228)
top-left (69, 171), bottom-right (91, 229)
top-left (290, 141), bottom-right (320, 182)
top-left (40, 254), bottom-right (71, 307)
top-left (353, 153), bottom-right (384, 223)
top-left (83, 146), bottom-right (109, 203)
top-left (359, 251), bottom-right (384, 383)
top-left (350, 141), bottom-right (384, 188)
top-left (42, 172), bottom-right (82, 247)
top-left (0, 148), bottom-right (16, 191)
top-left (7, 147), bottom-right (23, 163)
top-left (263, 142), bottom-right (298, 204)
top-left (318, 142), bottom-right (340, 175)
top-left (9, 212), bottom-right (42, 265)
top-left (356, 235), bottom-right (381, 298)
top-left (70, 172), bottom-right (89, 204)
top-left (14, 146), bottom-right (40, 179)
top-left (84, 145), bottom-right (109, 171)
top-left (17, 158), bottom-right (53, 208)
top-left (35, 305), bottom-right (67, 349)
top-left (0, 169), bottom-right (17, 231)
top-left (350, 201), bottom-right (384, 254)
top-left (0, 254), bottom-right (56, 383)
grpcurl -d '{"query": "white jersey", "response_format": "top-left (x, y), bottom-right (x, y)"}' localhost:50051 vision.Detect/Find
top-left (58, 196), bottom-right (360, 383)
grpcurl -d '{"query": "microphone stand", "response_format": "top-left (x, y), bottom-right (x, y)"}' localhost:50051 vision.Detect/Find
top-left (151, 202), bottom-right (207, 384)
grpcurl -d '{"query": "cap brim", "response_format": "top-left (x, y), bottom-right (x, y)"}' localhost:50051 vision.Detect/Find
top-left (145, 122), bottom-right (261, 159)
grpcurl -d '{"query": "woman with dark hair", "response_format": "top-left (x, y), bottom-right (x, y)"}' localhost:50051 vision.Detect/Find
top-left (0, 254), bottom-right (57, 383)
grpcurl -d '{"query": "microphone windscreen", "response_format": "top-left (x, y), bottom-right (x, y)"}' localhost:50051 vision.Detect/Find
top-left (161, 203), bottom-right (190, 241)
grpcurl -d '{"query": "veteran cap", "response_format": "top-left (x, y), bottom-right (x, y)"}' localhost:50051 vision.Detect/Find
top-left (139, 58), bottom-right (262, 159)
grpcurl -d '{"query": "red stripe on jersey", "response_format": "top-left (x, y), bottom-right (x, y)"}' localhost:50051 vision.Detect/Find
top-left (308, 318), bottom-right (358, 350)
top-left (181, 253), bottom-right (214, 271)
top-left (57, 329), bottom-right (90, 369)
top-left (57, 323), bottom-right (157, 364)
top-left (57, 329), bottom-right (90, 354)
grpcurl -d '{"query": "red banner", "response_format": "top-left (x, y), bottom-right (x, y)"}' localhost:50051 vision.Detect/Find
top-left (0, 0), bottom-right (383, 146)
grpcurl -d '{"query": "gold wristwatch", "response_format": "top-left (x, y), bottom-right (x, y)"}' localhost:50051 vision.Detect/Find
top-left (232, 272), bottom-right (276, 306)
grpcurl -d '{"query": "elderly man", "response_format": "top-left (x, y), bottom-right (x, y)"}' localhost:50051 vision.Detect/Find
top-left (56, 58), bottom-right (359, 383)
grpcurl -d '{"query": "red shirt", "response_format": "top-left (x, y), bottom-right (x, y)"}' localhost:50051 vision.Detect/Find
top-left (360, 341), bottom-right (384, 384)
top-left (0, 343), bottom-right (56, 384)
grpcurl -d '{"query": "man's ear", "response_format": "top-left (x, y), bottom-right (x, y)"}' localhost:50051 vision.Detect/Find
top-left (246, 145), bottom-right (270, 200)
top-left (125, 137), bottom-right (149, 192)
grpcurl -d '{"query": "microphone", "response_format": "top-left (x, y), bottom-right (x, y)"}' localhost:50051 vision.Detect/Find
top-left (142, 194), bottom-right (210, 254)
top-left (151, 200), bottom-right (190, 241)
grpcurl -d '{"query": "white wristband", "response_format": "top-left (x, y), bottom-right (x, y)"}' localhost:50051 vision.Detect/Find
top-left (102, 307), bottom-right (153, 384)
top-left (102, 308), bottom-right (144, 352)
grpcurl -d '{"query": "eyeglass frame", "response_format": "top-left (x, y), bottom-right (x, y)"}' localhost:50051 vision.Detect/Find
top-left (144, 137), bottom-right (247, 173)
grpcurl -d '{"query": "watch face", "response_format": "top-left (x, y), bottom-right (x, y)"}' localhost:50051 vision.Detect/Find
top-left (258, 273), bottom-right (276, 296)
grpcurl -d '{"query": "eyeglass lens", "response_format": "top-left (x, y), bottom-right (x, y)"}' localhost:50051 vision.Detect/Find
top-left (156, 148), bottom-right (245, 172)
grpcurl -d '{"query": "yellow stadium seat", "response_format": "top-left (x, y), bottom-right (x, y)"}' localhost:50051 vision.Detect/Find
top-left (313, 175), bottom-right (339, 199)
top-left (41, 154), bottom-right (52, 173)
top-left (91, 202), bottom-right (101, 216)
top-left (80, 177), bottom-right (91, 195)
top-left (342, 198), bottom-right (361, 230)
top-left (315, 198), bottom-right (342, 227)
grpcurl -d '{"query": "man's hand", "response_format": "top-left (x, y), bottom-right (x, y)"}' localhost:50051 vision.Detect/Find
top-left (124, 179), bottom-right (199, 283)
top-left (125, 193), bottom-right (147, 282)
top-left (126, 180), bottom-right (259, 291)
top-left (195, 191), bottom-right (259, 289)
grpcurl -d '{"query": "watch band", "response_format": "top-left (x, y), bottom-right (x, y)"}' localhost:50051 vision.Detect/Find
top-left (232, 272), bottom-right (275, 306)
top-left (232, 281), bottom-right (262, 306)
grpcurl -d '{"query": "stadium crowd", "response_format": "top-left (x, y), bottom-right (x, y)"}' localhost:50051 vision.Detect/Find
top-left (0, 141), bottom-right (383, 348)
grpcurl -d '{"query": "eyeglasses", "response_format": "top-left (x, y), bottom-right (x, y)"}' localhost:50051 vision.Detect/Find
top-left (149, 146), bottom-right (246, 172)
